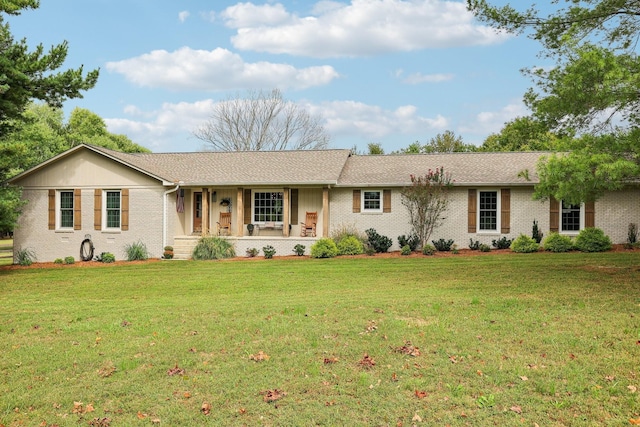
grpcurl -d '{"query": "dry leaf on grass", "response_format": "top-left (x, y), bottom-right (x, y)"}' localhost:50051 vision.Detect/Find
top-left (72, 401), bottom-right (94, 414)
top-left (261, 389), bottom-right (286, 403)
top-left (414, 390), bottom-right (428, 399)
top-left (167, 364), bottom-right (185, 376)
top-left (249, 351), bottom-right (270, 362)
top-left (628, 385), bottom-right (637, 393)
top-left (510, 405), bottom-right (522, 414)
top-left (201, 402), bottom-right (212, 415)
top-left (137, 411), bottom-right (148, 419)
top-left (323, 357), bottom-right (339, 364)
top-left (394, 341), bottom-right (421, 357)
top-left (629, 418), bottom-right (640, 425)
top-left (97, 363), bottom-right (116, 378)
top-left (358, 353), bottom-right (376, 369)
top-left (89, 418), bottom-right (111, 427)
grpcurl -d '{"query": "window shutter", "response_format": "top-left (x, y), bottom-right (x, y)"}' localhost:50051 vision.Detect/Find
top-left (500, 189), bottom-right (510, 234)
top-left (74, 189), bottom-right (82, 230)
top-left (467, 189), bottom-right (476, 233)
top-left (383, 189), bottom-right (391, 213)
top-left (290, 189), bottom-right (299, 225)
top-left (352, 190), bottom-right (361, 213)
top-left (94, 189), bottom-right (102, 230)
top-left (243, 189), bottom-right (252, 224)
top-left (121, 189), bottom-right (129, 231)
top-left (549, 197), bottom-right (559, 232)
top-left (585, 201), bottom-right (595, 228)
top-left (48, 189), bottom-right (55, 230)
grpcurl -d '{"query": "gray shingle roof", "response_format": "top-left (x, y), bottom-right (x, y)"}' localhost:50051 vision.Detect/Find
top-left (337, 152), bottom-right (546, 186)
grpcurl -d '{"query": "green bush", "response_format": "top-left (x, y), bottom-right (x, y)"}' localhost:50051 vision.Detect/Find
top-left (432, 238), bottom-right (455, 251)
top-left (365, 228), bottom-right (392, 253)
top-left (543, 232), bottom-right (574, 253)
top-left (468, 239), bottom-right (481, 250)
top-left (96, 252), bottom-right (116, 263)
top-left (510, 234), bottom-right (539, 253)
top-left (192, 237), bottom-right (235, 260)
top-left (310, 238), bottom-right (339, 258)
top-left (54, 258), bottom-right (63, 264)
top-left (397, 234), bottom-right (420, 251)
top-left (400, 245), bottom-right (412, 255)
top-left (292, 244), bottom-right (306, 256)
top-left (262, 245), bottom-right (276, 259)
top-left (246, 247), bottom-right (259, 257)
top-left (331, 223), bottom-right (366, 246)
top-left (15, 248), bottom-right (35, 266)
top-left (124, 240), bottom-right (149, 261)
top-left (574, 227), bottom-right (612, 252)
top-left (64, 256), bottom-right (75, 265)
top-left (337, 235), bottom-right (364, 255)
top-left (479, 243), bottom-right (491, 252)
top-left (421, 244), bottom-right (435, 256)
top-left (532, 219), bottom-right (544, 243)
top-left (626, 223), bottom-right (637, 248)
top-left (492, 237), bottom-right (512, 249)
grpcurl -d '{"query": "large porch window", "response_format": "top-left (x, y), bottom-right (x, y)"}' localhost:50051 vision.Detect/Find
top-left (254, 191), bottom-right (284, 223)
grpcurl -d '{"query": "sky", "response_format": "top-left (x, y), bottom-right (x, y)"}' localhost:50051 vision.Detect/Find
top-left (7, 0), bottom-right (548, 153)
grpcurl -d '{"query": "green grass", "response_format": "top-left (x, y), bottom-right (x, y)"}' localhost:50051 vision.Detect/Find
top-left (0, 238), bottom-right (12, 266)
top-left (1, 253), bottom-right (639, 426)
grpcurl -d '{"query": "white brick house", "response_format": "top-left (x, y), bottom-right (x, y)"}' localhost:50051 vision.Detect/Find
top-left (7, 144), bottom-right (638, 261)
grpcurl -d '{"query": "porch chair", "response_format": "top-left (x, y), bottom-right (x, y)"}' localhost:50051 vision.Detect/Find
top-left (300, 211), bottom-right (317, 237)
top-left (217, 212), bottom-right (231, 236)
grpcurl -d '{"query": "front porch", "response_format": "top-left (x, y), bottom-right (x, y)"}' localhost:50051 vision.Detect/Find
top-left (172, 235), bottom-right (321, 260)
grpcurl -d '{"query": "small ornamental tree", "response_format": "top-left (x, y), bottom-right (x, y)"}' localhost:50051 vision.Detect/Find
top-left (401, 168), bottom-right (453, 247)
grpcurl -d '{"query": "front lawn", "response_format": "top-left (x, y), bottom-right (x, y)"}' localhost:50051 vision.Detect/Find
top-left (1, 253), bottom-right (639, 426)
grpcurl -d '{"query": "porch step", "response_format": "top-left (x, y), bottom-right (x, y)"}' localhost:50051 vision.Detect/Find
top-left (172, 236), bottom-right (199, 260)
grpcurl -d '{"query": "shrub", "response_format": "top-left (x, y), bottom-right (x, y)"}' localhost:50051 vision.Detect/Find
top-left (310, 238), bottom-right (339, 258)
top-left (15, 248), bottom-right (35, 266)
top-left (262, 245), bottom-right (276, 259)
top-left (163, 245), bottom-right (173, 252)
top-left (469, 239), bottom-right (481, 251)
top-left (292, 244), bottom-right (306, 256)
top-left (421, 244), bottom-right (435, 255)
top-left (163, 245), bottom-right (174, 259)
top-left (492, 237), bottom-right (512, 249)
top-left (96, 252), bottom-right (116, 263)
top-left (397, 234), bottom-right (420, 251)
top-left (192, 237), bottom-right (235, 260)
top-left (337, 236), bottom-right (364, 255)
top-left (401, 245), bottom-right (412, 255)
top-left (365, 228), bottom-right (392, 253)
top-left (574, 227), bottom-right (612, 252)
top-left (64, 256), bottom-right (75, 265)
top-left (627, 223), bottom-right (638, 248)
top-left (364, 245), bottom-right (375, 256)
top-left (543, 232), bottom-right (574, 253)
top-left (479, 243), bottom-right (491, 252)
top-left (331, 223), bottom-right (366, 246)
top-left (246, 247), bottom-right (259, 257)
top-left (510, 234), bottom-right (539, 253)
top-left (432, 238), bottom-right (454, 251)
top-left (532, 219), bottom-right (543, 244)
top-left (124, 240), bottom-right (149, 261)
top-left (54, 258), bottom-right (63, 264)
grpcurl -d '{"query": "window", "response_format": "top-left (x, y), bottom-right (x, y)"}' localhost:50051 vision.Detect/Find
top-left (561, 201), bottom-right (582, 232)
top-left (362, 190), bottom-right (382, 212)
top-left (105, 190), bottom-right (121, 229)
top-left (254, 191), bottom-right (283, 223)
top-left (478, 191), bottom-right (498, 231)
top-left (59, 191), bottom-right (74, 228)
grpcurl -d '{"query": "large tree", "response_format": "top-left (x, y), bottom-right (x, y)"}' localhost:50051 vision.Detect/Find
top-left (0, 1), bottom-right (99, 233)
top-left (193, 89), bottom-right (330, 151)
top-left (479, 117), bottom-right (564, 152)
top-left (467, 0), bottom-right (640, 201)
top-left (399, 131), bottom-right (476, 154)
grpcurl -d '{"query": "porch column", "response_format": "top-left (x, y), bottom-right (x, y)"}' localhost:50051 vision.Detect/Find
top-left (322, 186), bottom-right (329, 237)
top-left (236, 188), bottom-right (244, 236)
top-left (201, 188), bottom-right (209, 235)
top-left (283, 188), bottom-right (290, 237)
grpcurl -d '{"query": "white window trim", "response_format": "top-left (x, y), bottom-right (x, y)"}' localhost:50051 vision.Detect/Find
top-left (103, 190), bottom-right (122, 231)
top-left (559, 201), bottom-right (585, 234)
top-left (56, 189), bottom-right (74, 230)
top-left (361, 189), bottom-right (383, 213)
top-left (476, 189), bottom-right (501, 234)
top-left (252, 189), bottom-right (284, 224)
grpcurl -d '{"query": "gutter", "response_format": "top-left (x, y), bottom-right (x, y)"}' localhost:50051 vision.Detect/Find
top-left (163, 182), bottom-right (182, 250)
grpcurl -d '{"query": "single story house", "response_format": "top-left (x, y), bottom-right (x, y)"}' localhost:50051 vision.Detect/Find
top-left (8, 144), bottom-right (638, 261)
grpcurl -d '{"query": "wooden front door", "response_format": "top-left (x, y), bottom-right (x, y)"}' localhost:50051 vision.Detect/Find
top-left (193, 192), bottom-right (202, 233)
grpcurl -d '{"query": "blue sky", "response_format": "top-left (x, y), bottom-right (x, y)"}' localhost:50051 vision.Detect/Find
top-left (8, 0), bottom-right (547, 153)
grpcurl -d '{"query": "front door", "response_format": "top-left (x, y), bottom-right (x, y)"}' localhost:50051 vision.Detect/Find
top-left (193, 192), bottom-right (202, 233)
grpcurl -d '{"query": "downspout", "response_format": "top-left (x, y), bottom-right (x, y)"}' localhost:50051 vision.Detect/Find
top-left (163, 182), bottom-right (182, 250)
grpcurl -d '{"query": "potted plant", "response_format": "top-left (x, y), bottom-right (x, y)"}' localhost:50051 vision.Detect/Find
top-left (163, 245), bottom-right (174, 259)
top-left (247, 223), bottom-right (255, 236)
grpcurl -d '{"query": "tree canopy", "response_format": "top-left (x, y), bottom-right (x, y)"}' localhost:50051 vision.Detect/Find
top-left (193, 89), bottom-right (330, 151)
top-left (399, 131), bottom-right (476, 154)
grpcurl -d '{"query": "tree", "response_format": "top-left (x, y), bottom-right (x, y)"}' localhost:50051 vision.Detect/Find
top-left (398, 131), bottom-right (476, 154)
top-left (467, 0), bottom-right (640, 201)
top-left (367, 142), bottom-right (384, 155)
top-left (193, 89), bottom-right (330, 151)
top-left (400, 168), bottom-right (453, 248)
top-left (479, 117), bottom-right (564, 152)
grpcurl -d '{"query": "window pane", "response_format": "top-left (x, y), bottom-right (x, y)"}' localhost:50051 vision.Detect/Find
top-left (561, 202), bottom-right (580, 231)
top-left (60, 191), bottom-right (74, 228)
top-left (363, 191), bottom-right (381, 211)
top-left (106, 191), bottom-right (121, 228)
top-left (253, 192), bottom-right (283, 222)
top-left (479, 191), bottom-right (497, 231)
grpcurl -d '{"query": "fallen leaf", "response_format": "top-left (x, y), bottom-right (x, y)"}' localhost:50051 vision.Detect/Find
top-left (412, 413), bottom-right (422, 422)
top-left (151, 418), bottom-right (161, 424)
top-left (510, 405), bottom-right (522, 414)
top-left (249, 351), bottom-right (270, 362)
top-left (519, 376), bottom-right (528, 381)
top-left (97, 363), bottom-right (116, 378)
top-left (137, 411), bottom-right (148, 419)
top-left (201, 402), bottom-right (212, 416)
top-left (414, 390), bottom-right (428, 399)
top-left (85, 403), bottom-right (95, 413)
top-left (89, 418), bottom-right (111, 427)
top-left (324, 357), bottom-right (338, 364)
top-left (476, 370), bottom-right (483, 376)
top-left (605, 375), bottom-right (615, 382)
top-left (628, 385), bottom-right (637, 393)
top-left (72, 401), bottom-right (84, 414)
top-left (569, 353), bottom-right (576, 360)
top-left (358, 353), bottom-right (376, 369)
top-left (238, 408), bottom-right (246, 414)
top-left (167, 364), bottom-right (185, 376)
top-left (183, 392), bottom-right (191, 399)
top-left (629, 418), bottom-right (640, 425)
top-left (261, 389), bottom-right (286, 403)
top-left (394, 341), bottom-right (421, 357)
top-left (325, 401), bottom-right (336, 406)
top-left (391, 372), bottom-right (398, 382)
top-left (121, 320), bottom-right (131, 327)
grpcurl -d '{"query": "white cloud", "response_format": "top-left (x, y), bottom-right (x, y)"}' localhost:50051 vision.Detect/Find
top-left (105, 47), bottom-right (340, 91)
top-left (221, 0), bottom-right (509, 58)
top-left (401, 72), bottom-right (454, 84)
top-left (459, 101), bottom-right (528, 137)
top-left (178, 10), bottom-right (190, 23)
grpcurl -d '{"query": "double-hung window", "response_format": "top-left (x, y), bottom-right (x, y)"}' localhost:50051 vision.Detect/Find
top-left (254, 191), bottom-right (283, 223)
top-left (478, 191), bottom-right (498, 231)
top-left (105, 190), bottom-right (121, 229)
top-left (561, 201), bottom-right (581, 232)
top-left (362, 190), bottom-right (382, 213)
top-left (59, 190), bottom-right (74, 229)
